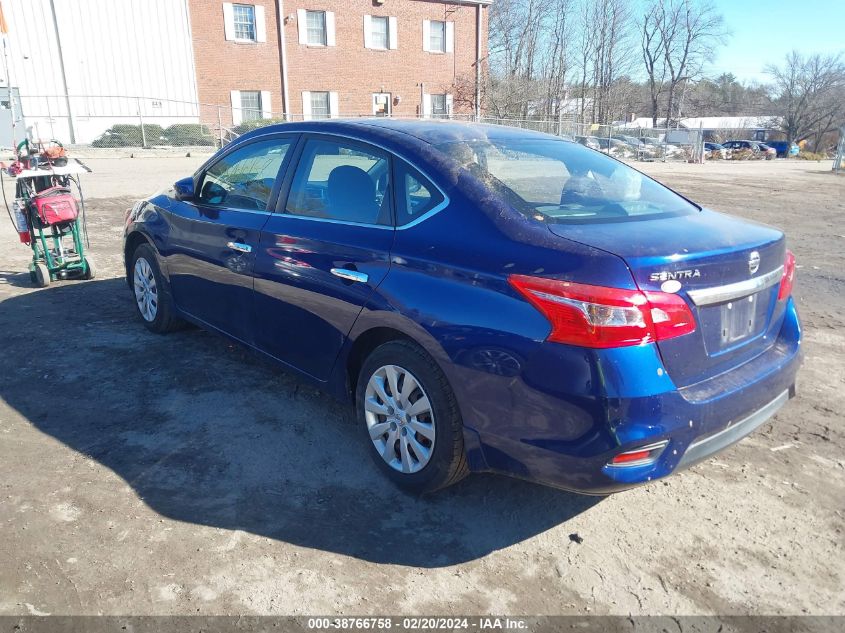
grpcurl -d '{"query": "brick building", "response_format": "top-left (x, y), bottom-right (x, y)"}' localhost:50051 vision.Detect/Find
top-left (187, 0), bottom-right (490, 126)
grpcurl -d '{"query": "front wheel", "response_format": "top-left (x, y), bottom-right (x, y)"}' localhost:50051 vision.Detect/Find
top-left (356, 340), bottom-right (468, 493)
top-left (130, 243), bottom-right (183, 333)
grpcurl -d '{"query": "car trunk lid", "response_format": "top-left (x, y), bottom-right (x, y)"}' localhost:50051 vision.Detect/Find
top-left (547, 209), bottom-right (787, 387)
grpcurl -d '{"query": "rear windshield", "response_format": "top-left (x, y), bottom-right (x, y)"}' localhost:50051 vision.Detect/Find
top-left (436, 138), bottom-right (699, 224)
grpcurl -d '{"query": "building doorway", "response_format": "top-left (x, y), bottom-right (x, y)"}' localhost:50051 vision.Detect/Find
top-left (372, 93), bottom-right (391, 117)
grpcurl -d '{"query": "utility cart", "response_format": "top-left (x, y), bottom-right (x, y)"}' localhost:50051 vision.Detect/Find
top-left (4, 160), bottom-right (93, 287)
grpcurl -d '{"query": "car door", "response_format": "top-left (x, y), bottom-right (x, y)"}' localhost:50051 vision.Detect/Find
top-left (165, 135), bottom-right (296, 343)
top-left (252, 135), bottom-right (395, 380)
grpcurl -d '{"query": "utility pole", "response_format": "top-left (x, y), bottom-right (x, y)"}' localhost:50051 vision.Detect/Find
top-left (48, 0), bottom-right (75, 143)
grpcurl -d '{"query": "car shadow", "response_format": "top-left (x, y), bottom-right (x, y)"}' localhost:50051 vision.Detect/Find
top-left (0, 278), bottom-right (601, 567)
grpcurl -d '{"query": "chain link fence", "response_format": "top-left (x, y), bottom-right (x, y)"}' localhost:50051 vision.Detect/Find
top-left (13, 94), bottom-right (708, 162)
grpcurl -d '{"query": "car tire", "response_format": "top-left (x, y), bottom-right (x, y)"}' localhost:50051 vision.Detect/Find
top-left (130, 243), bottom-right (183, 334)
top-left (356, 340), bottom-right (469, 494)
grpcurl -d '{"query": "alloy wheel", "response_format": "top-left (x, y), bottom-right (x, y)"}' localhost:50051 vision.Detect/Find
top-left (364, 364), bottom-right (435, 474)
top-left (133, 257), bottom-right (158, 322)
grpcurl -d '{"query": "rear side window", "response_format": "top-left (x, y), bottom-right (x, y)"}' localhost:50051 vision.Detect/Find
top-left (198, 139), bottom-right (291, 211)
top-left (285, 138), bottom-right (392, 226)
top-left (394, 161), bottom-right (444, 227)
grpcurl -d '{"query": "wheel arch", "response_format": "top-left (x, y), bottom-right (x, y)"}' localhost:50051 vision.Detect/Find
top-left (336, 312), bottom-right (456, 402)
top-left (124, 230), bottom-right (154, 288)
top-left (344, 326), bottom-right (414, 402)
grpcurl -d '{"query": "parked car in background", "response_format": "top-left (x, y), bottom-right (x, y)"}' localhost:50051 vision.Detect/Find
top-left (589, 137), bottom-right (639, 158)
top-left (613, 134), bottom-right (645, 149)
top-left (723, 140), bottom-right (770, 160)
top-left (763, 140), bottom-right (800, 158)
top-left (705, 142), bottom-right (729, 160)
top-left (124, 120), bottom-right (801, 494)
top-left (757, 143), bottom-right (777, 160)
top-left (575, 135), bottom-right (601, 151)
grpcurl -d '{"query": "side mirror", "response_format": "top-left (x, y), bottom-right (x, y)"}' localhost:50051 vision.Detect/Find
top-left (174, 177), bottom-right (195, 201)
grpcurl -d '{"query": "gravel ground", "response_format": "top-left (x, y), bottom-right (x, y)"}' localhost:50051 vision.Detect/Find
top-left (0, 156), bottom-right (842, 616)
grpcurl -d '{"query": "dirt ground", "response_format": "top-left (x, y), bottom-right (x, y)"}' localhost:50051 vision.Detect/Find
top-left (0, 156), bottom-right (843, 616)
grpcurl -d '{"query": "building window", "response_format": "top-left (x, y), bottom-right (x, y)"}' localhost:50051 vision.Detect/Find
top-left (310, 91), bottom-right (330, 119)
top-left (431, 94), bottom-right (448, 118)
top-left (429, 20), bottom-right (446, 53)
top-left (306, 10), bottom-right (327, 46)
top-left (233, 4), bottom-right (256, 41)
top-left (240, 91), bottom-right (262, 121)
top-left (371, 16), bottom-right (389, 49)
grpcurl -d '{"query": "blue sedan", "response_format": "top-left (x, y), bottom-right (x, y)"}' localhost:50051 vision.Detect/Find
top-left (123, 120), bottom-right (802, 494)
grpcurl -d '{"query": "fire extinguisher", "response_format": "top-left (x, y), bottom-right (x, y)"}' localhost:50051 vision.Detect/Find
top-left (11, 199), bottom-right (31, 244)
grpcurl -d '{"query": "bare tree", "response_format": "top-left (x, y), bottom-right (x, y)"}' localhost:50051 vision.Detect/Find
top-left (766, 52), bottom-right (845, 147)
top-left (589, 0), bottom-right (634, 124)
top-left (543, 0), bottom-right (574, 120)
top-left (640, 2), bottom-right (667, 126)
top-left (575, 0), bottom-right (596, 122)
top-left (487, 0), bottom-right (553, 117)
top-left (654, 0), bottom-right (726, 126)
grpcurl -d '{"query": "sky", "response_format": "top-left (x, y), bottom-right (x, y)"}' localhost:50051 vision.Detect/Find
top-left (704, 0), bottom-right (845, 84)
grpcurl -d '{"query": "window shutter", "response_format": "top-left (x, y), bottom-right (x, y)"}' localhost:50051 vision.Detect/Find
top-left (222, 3), bottom-right (235, 41)
top-left (329, 92), bottom-right (339, 119)
top-left (363, 15), bottom-right (372, 49)
top-left (301, 91), bottom-right (312, 120)
top-left (446, 94), bottom-right (453, 118)
top-left (422, 93), bottom-right (432, 118)
top-left (255, 5), bottom-right (267, 42)
top-left (230, 90), bottom-right (242, 125)
top-left (260, 91), bottom-right (272, 119)
top-left (297, 9), bottom-right (307, 44)
top-left (445, 22), bottom-right (454, 53)
top-left (388, 16), bottom-right (398, 50)
top-left (422, 19), bottom-right (430, 52)
top-left (326, 12), bottom-right (336, 46)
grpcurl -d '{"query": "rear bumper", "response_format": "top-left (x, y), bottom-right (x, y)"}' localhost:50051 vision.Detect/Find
top-left (461, 297), bottom-right (802, 494)
top-left (676, 387), bottom-right (791, 470)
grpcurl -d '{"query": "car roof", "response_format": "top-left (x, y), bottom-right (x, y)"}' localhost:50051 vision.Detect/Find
top-left (236, 118), bottom-right (560, 148)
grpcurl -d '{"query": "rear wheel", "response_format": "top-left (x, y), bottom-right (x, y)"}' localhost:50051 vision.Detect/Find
top-left (131, 243), bottom-right (183, 333)
top-left (356, 340), bottom-right (468, 493)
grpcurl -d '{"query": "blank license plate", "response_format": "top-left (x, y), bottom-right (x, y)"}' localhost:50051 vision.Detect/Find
top-left (720, 293), bottom-right (758, 345)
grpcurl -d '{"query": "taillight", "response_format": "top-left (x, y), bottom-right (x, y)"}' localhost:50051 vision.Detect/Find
top-left (778, 250), bottom-right (795, 301)
top-left (508, 275), bottom-right (696, 348)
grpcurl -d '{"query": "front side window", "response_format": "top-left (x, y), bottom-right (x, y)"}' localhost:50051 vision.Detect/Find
top-left (233, 4), bottom-right (256, 41)
top-left (286, 139), bottom-right (391, 226)
top-left (431, 94), bottom-right (447, 118)
top-left (310, 91), bottom-right (330, 119)
top-left (371, 16), bottom-right (389, 49)
top-left (198, 139), bottom-right (291, 211)
top-left (436, 138), bottom-right (699, 224)
top-left (429, 20), bottom-right (446, 52)
top-left (394, 161), bottom-right (444, 227)
top-left (306, 10), bottom-right (327, 45)
top-left (240, 90), bottom-right (262, 122)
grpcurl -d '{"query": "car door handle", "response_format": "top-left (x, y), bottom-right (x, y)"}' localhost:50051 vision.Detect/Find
top-left (331, 268), bottom-right (369, 283)
top-left (227, 241), bottom-right (252, 254)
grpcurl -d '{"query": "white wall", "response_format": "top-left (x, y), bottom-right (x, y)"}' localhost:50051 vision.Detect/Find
top-left (1, 0), bottom-right (200, 144)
